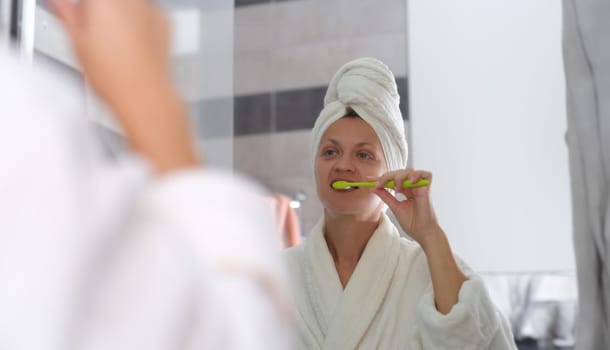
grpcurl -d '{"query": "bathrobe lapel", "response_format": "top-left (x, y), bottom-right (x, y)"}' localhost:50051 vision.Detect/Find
top-left (303, 214), bottom-right (402, 349)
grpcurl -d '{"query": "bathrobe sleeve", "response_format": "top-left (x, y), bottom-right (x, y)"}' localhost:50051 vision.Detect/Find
top-left (412, 275), bottom-right (517, 349)
top-left (75, 170), bottom-right (294, 350)
top-left (0, 51), bottom-right (292, 350)
top-left (406, 252), bottom-right (516, 350)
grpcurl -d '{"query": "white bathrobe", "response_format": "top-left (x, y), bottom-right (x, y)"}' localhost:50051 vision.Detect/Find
top-left (284, 214), bottom-right (516, 349)
top-left (0, 48), bottom-right (292, 350)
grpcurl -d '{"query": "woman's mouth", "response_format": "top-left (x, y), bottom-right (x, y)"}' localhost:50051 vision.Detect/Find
top-left (330, 179), bottom-right (359, 192)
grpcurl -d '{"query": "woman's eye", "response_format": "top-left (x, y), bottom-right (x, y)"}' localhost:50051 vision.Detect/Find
top-left (357, 151), bottom-right (373, 160)
top-left (322, 149), bottom-right (337, 157)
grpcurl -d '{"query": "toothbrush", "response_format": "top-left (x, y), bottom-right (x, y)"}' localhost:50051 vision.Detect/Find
top-left (332, 179), bottom-right (430, 190)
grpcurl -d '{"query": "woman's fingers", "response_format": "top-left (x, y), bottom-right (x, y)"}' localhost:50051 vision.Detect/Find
top-left (376, 169), bottom-right (432, 193)
top-left (409, 170), bottom-right (432, 184)
top-left (376, 169), bottom-right (412, 190)
top-left (394, 170), bottom-right (414, 191)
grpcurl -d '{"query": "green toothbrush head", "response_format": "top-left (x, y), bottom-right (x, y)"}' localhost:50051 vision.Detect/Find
top-left (331, 180), bottom-right (351, 190)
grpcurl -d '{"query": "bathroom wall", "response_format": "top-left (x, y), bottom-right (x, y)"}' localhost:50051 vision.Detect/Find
top-left (232, 0), bottom-right (410, 233)
top-left (28, 0), bottom-right (408, 234)
top-left (408, 0), bottom-right (574, 272)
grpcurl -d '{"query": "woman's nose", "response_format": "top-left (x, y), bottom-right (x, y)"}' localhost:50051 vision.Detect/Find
top-left (334, 155), bottom-right (356, 172)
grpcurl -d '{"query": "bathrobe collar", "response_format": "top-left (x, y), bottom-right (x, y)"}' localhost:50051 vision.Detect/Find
top-left (303, 213), bottom-right (402, 349)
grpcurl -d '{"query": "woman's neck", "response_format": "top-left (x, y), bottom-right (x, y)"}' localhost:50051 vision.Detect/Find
top-left (324, 210), bottom-right (382, 287)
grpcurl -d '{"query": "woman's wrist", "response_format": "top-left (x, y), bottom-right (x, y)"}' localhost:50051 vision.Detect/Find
top-left (106, 71), bottom-right (173, 115)
top-left (113, 82), bottom-right (201, 173)
top-left (417, 226), bottom-right (468, 314)
top-left (416, 224), bottom-right (447, 254)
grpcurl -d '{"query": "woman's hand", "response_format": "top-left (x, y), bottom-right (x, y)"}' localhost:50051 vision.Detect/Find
top-left (50, 0), bottom-right (200, 173)
top-left (50, 0), bottom-right (171, 111)
top-left (373, 169), bottom-right (442, 249)
top-left (375, 170), bottom-right (467, 314)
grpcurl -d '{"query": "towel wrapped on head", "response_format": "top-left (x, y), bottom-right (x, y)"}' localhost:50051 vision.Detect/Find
top-left (311, 57), bottom-right (408, 172)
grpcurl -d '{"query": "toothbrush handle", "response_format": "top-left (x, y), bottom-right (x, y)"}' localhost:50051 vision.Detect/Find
top-left (385, 179), bottom-right (430, 188)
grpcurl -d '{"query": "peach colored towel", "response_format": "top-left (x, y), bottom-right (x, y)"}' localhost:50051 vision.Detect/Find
top-left (270, 194), bottom-right (301, 248)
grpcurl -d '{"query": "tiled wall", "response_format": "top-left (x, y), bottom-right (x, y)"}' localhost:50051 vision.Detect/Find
top-left (235, 0), bottom-right (298, 7)
top-left (232, 0), bottom-right (409, 234)
top-left (229, 78), bottom-right (407, 137)
top-left (234, 0), bottom-right (408, 96)
top-left (233, 130), bottom-right (322, 233)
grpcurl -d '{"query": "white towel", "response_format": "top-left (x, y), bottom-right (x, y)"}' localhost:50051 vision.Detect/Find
top-left (311, 57), bottom-right (408, 172)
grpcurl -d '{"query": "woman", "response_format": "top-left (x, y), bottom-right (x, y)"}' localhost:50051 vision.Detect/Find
top-left (284, 58), bottom-right (516, 349)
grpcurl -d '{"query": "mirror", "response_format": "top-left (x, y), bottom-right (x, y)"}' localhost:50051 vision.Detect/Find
top-left (234, 0), bottom-right (576, 349)
top-left (22, 0), bottom-right (577, 347)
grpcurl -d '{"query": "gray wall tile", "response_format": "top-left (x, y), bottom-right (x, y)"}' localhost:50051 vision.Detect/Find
top-left (275, 87), bottom-right (326, 131)
top-left (235, 4), bottom-right (273, 52)
top-left (234, 133), bottom-right (274, 180)
top-left (235, 0), bottom-right (301, 7)
top-left (235, 0), bottom-right (270, 7)
top-left (271, 0), bottom-right (343, 48)
top-left (234, 50), bottom-right (272, 95)
top-left (337, 0), bottom-right (407, 38)
top-left (232, 76), bottom-right (408, 137)
top-left (396, 77), bottom-right (409, 119)
top-left (235, 0), bottom-right (409, 93)
top-left (234, 93), bottom-right (272, 135)
top-left (193, 97), bottom-right (234, 138)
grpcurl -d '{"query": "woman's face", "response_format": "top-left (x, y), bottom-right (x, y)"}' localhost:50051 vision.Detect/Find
top-left (315, 117), bottom-right (388, 216)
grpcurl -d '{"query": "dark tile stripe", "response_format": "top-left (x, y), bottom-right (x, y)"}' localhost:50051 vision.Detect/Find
top-left (397, 77), bottom-right (409, 120)
top-left (236, 0), bottom-right (300, 8)
top-left (232, 76), bottom-right (409, 136)
top-left (233, 93), bottom-right (272, 135)
top-left (194, 94), bottom-right (272, 138)
top-left (235, 0), bottom-right (270, 7)
top-left (275, 86), bottom-right (326, 132)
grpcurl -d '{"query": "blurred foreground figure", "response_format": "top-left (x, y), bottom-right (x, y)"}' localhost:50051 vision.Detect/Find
top-left (0, 0), bottom-right (293, 349)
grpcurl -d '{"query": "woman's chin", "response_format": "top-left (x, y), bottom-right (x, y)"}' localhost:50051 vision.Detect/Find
top-left (323, 201), bottom-right (382, 217)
